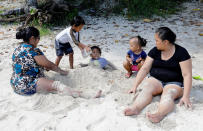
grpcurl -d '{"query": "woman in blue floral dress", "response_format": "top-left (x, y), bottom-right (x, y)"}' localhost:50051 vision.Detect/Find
top-left (11, 27), bottom-right (80, 96)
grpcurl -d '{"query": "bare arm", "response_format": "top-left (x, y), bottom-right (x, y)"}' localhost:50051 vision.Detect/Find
top-left (179, 59), bottom-right (192, 108)
top-left (34, 55), bottom-right (68, 75)
top-left (70, 28), bottom-right (89, 51)
top-left (70, 28), bottom-right (80, 46)
top-left (129, 56), bottom-right (154, 93)
top-left (126, 55), bottom-right (132, 63)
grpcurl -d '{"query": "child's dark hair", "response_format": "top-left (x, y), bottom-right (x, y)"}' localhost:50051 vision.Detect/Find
top-left (137, 36), bottom-right (147, 47)
top-left (16, 26), bottom-right (39, 42)
top-left (71, 16), bottom-right (85, 27)
top-left (155, 27), bottom-right (176, 44)
top-left (131, 36), bottom-right (147, 47)
top-left (91, 46), bottom-right (101, 54)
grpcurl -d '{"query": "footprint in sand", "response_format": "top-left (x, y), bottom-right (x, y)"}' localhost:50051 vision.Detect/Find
top-left (0, 114), bottom-right (8, 121)
top-left (146, 117), bottom-right (177, 131)
top-left (17, 115), bottom-right (27, 127)
top-left (32, 95), bottom-right (47, 110)
top-left (190, 84), bottom-right (203, 104)
top-left (86, 116), bottom-right (106, 131)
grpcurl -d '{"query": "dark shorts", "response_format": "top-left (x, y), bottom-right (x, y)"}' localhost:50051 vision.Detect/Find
top-left (161, 81), bottom-right (183, 88)
top-left (56, 42), bottom-right (73, 56)
top-left (148, 75), bottom-right (184, 88)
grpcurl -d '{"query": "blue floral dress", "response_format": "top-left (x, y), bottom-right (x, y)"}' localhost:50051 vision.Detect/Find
top-left (10, 43), bottom-right (45, 95)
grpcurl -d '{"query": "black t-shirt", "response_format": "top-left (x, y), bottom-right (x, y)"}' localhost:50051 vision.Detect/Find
top-left (148, 44), bottom-right (191, 83)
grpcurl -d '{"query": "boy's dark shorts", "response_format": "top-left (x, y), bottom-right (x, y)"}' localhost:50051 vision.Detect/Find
top-left (56, 42), bottom-right (73, 56)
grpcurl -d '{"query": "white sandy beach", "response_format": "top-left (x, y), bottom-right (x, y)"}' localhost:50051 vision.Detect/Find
top-left (0, 1), bottom-right (203, 131)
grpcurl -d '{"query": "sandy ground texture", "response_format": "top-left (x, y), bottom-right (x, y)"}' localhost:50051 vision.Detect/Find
top-left (0, 1), bottom-right (203, 131)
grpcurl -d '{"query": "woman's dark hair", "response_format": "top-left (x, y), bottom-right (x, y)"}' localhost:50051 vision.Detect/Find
top-left (155, 27), bottom-right (176, 44)
top-left (16, 26), bottom-right (40, 42)
top-left (91, 46), bottom-right (101, 54)
top-left (70, 16), bottom-right (85, 27)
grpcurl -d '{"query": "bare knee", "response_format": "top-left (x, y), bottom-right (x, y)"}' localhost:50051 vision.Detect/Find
top-left (142, 78), bottom-right (163, 95)
top-left (123, 61), bottom-right (130, 67)
top-left (160, 91), bottom-right (174, 105)
top-left (123, 61), bottom-right (127, 67)
top-left (162, 87), bottom-right (181, 100)
top-left (140, 80), bottom-right (163, 96)
top-left (36, 78), bottom-right (54, 92)
top-left (141, 85), bottom-right (155, 95)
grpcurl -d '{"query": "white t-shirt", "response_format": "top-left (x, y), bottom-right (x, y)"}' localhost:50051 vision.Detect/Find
top-left (55, 26), bottom-right (79, 48)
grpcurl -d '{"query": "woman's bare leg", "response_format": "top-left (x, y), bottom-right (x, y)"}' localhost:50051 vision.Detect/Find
top-left (146, 85), bottom-right (183, 123)
top-left (124, 77), bottom-right (163, 116)
top-left (36, 78), bottom-right (55, 92)
top-left (36, 78), bottom-right (81, 97)
top-left (137, 62), bottom-right (143, 70)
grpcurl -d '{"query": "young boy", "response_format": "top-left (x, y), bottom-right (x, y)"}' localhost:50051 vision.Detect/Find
top-left (55, 16), bottom-right (90, 69)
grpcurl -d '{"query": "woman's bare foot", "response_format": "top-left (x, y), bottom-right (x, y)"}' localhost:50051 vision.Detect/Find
top-left (94, 90), bottom-right (102, 98)
top-left (124, 107), bottom-right (140, 116)
top-left (146, 112), bottom-right (165, 123)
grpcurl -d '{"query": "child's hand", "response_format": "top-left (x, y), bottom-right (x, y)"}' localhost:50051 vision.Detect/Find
top-left (127, 57), bottom-right (133, 64)
top-left (136, 57), bottom-right (142, 63)
top-left (129, 59), bottom-right (133, 64)
top-left (85, 46), bottom-right (91, 52)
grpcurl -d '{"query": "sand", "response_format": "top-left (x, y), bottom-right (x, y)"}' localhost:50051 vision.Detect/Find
top-left (0, 1), bottom-right (203, 131)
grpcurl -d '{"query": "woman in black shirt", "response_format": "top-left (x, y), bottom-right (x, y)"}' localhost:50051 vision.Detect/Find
top-left (124, 27), bottom-right (192, 123)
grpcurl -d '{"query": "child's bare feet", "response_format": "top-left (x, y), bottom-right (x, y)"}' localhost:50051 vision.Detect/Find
top-left (125, 72), bottom-right (132, 78)
top-left (146, 112), bottom-right (165, 123)
top-left (124, 107), bottom-right (140, 116)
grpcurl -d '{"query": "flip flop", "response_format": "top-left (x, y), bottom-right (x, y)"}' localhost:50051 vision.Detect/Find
top-left (193, 76), bottom-right (203, 81)
top-left (125, 72), bottom-right (132, 78)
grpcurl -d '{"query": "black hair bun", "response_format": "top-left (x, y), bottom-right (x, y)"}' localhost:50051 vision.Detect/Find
top-left (141, 37), bottom-right (147, 47)
top-left (137, 35), bottom-right (147, 47)
top-left (16, 28), bottom-right (26, 39)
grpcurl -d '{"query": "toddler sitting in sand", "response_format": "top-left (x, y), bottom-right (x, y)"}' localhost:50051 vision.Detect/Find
top-left (123, 36), bottom-right (147, 78)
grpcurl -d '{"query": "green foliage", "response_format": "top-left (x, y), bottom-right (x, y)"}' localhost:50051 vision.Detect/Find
top-left (74, 0), bottom-right (186, 19)
top-left (29, 8), bottom-right (38, 15)
top-left (28, 8), bottom-right (78, 36)
top-left (51, 8), bottom-right (78, 26)
top-left (80, 0), bottom-right (97, 9)
top-left (0, 10), bottom-right (3, 14)
top-left (30, 18), bottom-right (51, 37)
top-left (113, 0), bottom-right (186, 19)
top-left (39, 25), bottom-right (51, 37)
